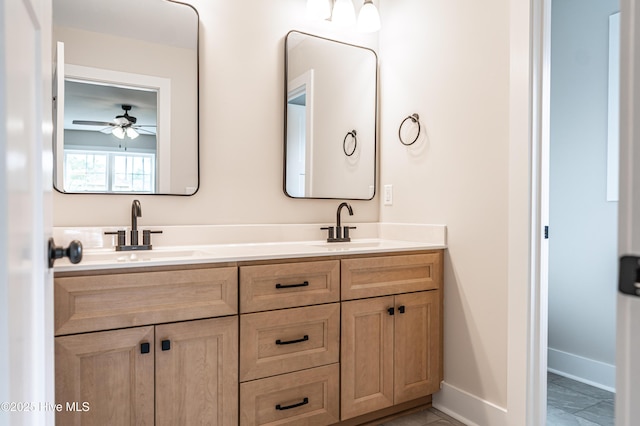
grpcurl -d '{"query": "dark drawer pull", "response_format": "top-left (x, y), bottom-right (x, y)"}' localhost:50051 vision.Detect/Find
top-left (140, 342), bottom-right (150, 354)
top-left (398, 305), bottom-right (406, 314)
top-left (275, 397), bottom-right (309, 411)
top-left (275, 335), bottom-right (309, 345)
top-left (275, 281), bottom-right (309, 289)
top-left (161, 340), bottom-right (171, 351)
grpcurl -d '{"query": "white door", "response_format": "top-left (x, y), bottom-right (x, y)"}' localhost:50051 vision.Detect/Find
top-left (616, 0), bottom-right (640, 424)
top-left (0, 0), bottom-right (55, 425)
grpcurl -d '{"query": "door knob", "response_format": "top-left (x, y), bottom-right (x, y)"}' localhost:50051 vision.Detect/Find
top-left (48, 238), bottom-right (83, 268)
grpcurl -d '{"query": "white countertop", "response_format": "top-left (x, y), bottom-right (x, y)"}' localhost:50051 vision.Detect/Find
top-left (54, 238), bottom-right (446, 272)
top-left (52, 223), bottom-right (447, 272)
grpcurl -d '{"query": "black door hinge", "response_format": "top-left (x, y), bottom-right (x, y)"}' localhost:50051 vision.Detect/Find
top-left (544, 226), bottom-right (549, 239)
top-left (619, 255), bottom-right (640, 296)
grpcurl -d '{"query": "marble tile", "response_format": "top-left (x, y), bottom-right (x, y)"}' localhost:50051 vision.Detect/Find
top-left (574, 401), bottom-right (615, 426)
top-left (553, 377), bottom-right (614, 402)
top-left (547, 382), bottom-right (601, 413)
top-left (548, 372), bottom-right (563, 382)
top-left (380, 408), bottom-right (466, 426)
top-left (547, 405), bottom-right (601, 426)
top-left (547, 374), bottom-right (614, 426)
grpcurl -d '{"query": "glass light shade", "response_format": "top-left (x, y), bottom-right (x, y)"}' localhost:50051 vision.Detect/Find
top-left (357, 1), bottom-right (381, 32)
top-left (126, 127), bottom-right (139, 139)
top-left (306, 0), bottom-right (331, 20)
top-left (332, 0), bottom-right (356, 27)
top-left (112, 127), bottom-right (125, 139)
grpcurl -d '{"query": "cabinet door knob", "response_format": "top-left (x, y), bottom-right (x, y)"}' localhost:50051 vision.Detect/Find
top-left (398, 305), bottom-right (406, 314)
top-left (140, 342), bottom-right (150, 354)
top-left (161, 340), bottom-right (171, 351)
top-left (387, 307), bottom-right (395, 316)
top-left (275, 397), bottom-right (309, 411)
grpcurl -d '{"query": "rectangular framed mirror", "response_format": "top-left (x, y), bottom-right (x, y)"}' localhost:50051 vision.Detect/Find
top-left (52, 0), bottom-right (199, 195)
top-left (284, 31), bottom-right (378, 200)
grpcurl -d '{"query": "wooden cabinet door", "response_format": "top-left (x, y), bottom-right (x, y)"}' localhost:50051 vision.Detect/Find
top-left (394, 291), bottom-right (442, 404)
top-left (55, 326), bottom-right (155, 426)
top-left (340, 297), bottom-right (394, 420)
top-left (155, 316), bottom-right (238, 426)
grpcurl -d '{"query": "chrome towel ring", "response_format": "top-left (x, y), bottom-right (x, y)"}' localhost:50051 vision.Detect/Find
top-left (343, 130), bottom-right (357, 156)
top-left (398, 113), bottom-right (421, 146)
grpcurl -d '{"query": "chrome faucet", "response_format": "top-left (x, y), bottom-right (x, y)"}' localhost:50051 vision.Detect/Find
top-left (131, 199), bottom-right (142, 246)
top-left (104, 199), bottom-right (162, 251)
top-left (321, 202), bottom-right (356, 242)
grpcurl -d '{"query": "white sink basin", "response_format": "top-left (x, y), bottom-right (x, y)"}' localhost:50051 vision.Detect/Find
top-left (82, 248), bottom-right (212, 263)
top-left (309, 241), bottom-right (383, 250)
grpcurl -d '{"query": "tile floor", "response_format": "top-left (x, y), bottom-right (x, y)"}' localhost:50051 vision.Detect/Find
top-left (376, 373), bottom-right (614, 426)
top-left (547, 372), bottom-right (614, 426)
top-left (380, 407), bottom-right (467, 426)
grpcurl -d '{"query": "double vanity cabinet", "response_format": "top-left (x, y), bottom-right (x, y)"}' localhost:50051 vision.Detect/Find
top-left (54, 248), bottom-right (443, 425)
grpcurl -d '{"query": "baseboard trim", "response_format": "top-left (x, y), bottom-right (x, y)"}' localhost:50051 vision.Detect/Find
top-left (433, 382), bottom-right (507, 426)
top-left (547, 347), bottom-right (615, 392)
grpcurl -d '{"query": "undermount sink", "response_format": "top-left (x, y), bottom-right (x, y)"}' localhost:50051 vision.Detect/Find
top-left (82, 248), bottom-right (212, 263)
top-left (309, 241), bottom-right (383, 250)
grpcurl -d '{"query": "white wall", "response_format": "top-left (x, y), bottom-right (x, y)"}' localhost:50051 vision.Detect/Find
top-left (52, 0), bottom-right (380, 227)
top-left (378, 0), bottom-right (541, 423)
top-left (548, 0), bottom-right (618, 389)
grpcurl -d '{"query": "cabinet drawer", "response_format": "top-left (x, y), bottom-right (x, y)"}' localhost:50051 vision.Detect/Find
top-left (240, 303), bottom-right (339, 381)
top-left (240, 260), bottom-right (340, 313)
top-left (55, 266), bottom-right (238, 335)
top-left (341, 253), bottom-right (442, 300)
top-left (240, 364), bottom-right (339, 426)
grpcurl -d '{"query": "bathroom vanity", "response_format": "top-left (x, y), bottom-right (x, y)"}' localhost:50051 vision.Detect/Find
top-left (53, 240), bottom-right (443, 425)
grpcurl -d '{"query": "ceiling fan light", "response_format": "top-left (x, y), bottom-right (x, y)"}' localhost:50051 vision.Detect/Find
top-left (357, 0), bottom-right (380, 32)
top-left (332, 0), bottom-right (356, 27)
top-left (112, 127), bottom-right (125, 139)
top-left (126, 127), bottom-right (139, 139)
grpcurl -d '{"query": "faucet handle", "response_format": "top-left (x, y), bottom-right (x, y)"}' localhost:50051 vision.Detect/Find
top-left (343, 226), bottom-right (357, 241)
top-left (320, 226), bottom-right (335, 240)
top-left (142, 230), bottom-right (163, 246)
top-left (104, 230), bottom-right (126, 247)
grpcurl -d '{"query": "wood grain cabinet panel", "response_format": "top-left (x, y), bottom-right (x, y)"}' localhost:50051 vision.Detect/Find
top-left (239, 260), bottom-right (340, 313)
top-left (340, 297), bottom-right (394, 420)
top-left (341, 291), bottom-right (443, 421)
top-left (240, 364), bottom-right (339, 426)
top-left (156, 316), bottom-right (238, 426)
top-left (341, 253), bottom-right (442, 300)
top-left (394, 291), bottom-right (442, 403)
top-left (55, 326), bottom-right (155, 426)
top-left (55, 266), bottom-right (238, 336)
top-left (240, 303), bottom-right (340, 381)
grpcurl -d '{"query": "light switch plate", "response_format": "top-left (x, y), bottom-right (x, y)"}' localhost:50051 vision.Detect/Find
top-left (384, 184), bottom-right (393, 205)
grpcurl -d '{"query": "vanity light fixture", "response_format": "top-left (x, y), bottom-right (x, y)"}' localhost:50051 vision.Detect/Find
top-left (357, 0), bottom-right (381, 32)
top-left (306, 0), bottom-right (381, 32)
top-left (332, 0), bottom-right (356, 27)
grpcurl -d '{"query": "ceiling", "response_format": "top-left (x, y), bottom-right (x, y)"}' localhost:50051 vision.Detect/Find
top-left (64, 80), bottom-right (157, 135)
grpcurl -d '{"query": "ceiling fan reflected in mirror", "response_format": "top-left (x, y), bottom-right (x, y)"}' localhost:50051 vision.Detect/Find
top-left (72, 104), bottom-right (156, 140)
